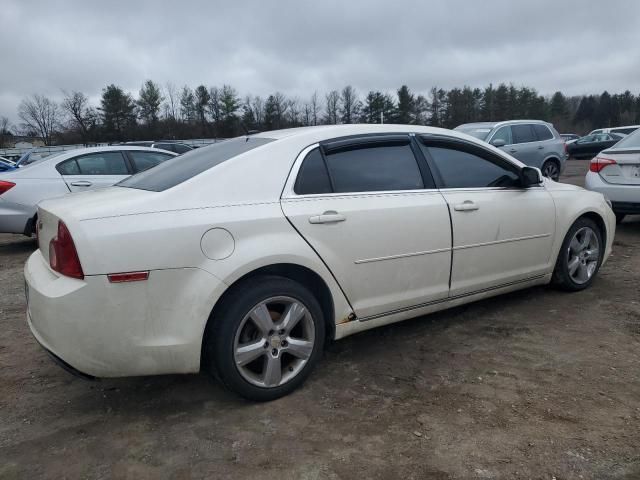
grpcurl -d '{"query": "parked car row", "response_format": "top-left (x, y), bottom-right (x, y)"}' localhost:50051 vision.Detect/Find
top-left (22, 124), bottom-right (615, 401)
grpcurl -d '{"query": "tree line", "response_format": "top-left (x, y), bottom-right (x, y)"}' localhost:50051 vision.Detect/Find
top-left (3, 81), bottom-right (640, 146)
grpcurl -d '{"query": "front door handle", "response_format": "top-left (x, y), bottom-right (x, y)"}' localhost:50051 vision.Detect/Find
top-left (453, 200), bottom-right (479, 212)
top-left (70, 180), bottom-right (92, 187)
top-left (309, 211), bottom-right (346, 224)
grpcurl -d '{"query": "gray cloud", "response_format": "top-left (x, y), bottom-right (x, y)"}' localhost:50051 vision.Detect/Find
top-left (2, 0), bottom-right (639, 123)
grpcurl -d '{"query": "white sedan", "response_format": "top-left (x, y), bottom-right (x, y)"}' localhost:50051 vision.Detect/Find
top-left (0, 146), bottom-right (176, 235)
top-left (24, 125), bottom-right (615, 401)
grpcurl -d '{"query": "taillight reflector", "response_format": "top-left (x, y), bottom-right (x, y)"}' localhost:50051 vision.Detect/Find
top-left (590, 156), bottom-right (617, 173)
top-left (108, 271), bottom-right (149, 283)
top-left (0, 180), bottom-right (15, 195)
top-left (49, 221), bottom-right (84, 279)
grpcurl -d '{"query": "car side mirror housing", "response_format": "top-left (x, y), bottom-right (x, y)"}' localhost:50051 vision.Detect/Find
top-left (520, 166), bottom-right (543, 187)
top-left (491, 139), bottom-right (506, 148)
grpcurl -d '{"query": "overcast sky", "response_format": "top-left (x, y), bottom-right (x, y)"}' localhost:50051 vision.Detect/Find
top-left (2, 0), bottom-right (639, 123)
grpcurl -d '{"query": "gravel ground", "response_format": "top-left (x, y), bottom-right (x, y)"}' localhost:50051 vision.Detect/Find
top-left (1, 160), bottom-right (639, 479)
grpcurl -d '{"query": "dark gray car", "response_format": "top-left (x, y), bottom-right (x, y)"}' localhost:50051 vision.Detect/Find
top-left (454, 120), bottom-right (567, 181)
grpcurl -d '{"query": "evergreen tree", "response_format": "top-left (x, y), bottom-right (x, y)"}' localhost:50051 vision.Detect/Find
top-left (99, 84), bottom-right (136, 141)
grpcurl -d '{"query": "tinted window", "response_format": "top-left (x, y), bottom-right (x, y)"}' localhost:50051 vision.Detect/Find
top-left (129, 150), bottom-right (173, 172)
top-left (324, 143), bottom-right (423, 193)
top-left (119, 136), bottom-right (274, 191)
top-left (512, 124), bottom-right (537, 144)
top-left (533, 124), bottom-right (553, 141)
top-left (426, 146), bottom-right (520, 189)
top-left (60, 152), bottom-right (128, 175)
top-left (172, 144), bottom-right (193, 154)
top-left (154, 143), bottom-right (176, 153)
top-left (294, 148), bottom-right (332, 195)
top-left (56, 159), bottom-right (80, 175)
top-left (491, 126), bottom-right (512, 145)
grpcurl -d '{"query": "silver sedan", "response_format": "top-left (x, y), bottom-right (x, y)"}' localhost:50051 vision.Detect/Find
top-left (0, 146), bottom-right (176, 235)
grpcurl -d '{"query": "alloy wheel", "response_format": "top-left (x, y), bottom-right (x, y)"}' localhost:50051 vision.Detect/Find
top-left (567, 226), bottom-right (599, 284)
top-left (542, 161), bottom-right (560, 181)
top-left (233, 296), bottom-right (315, 388)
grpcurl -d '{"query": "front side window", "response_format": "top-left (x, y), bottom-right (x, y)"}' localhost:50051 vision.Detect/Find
top-left (425, 146), bottom-right (520, 189)
top-left (491, 126), bottom-right (512, 145)
top-left (511, 124), bottom-right (537, 144)
top-left (129, 150), bottom-right (173, 172)
top-left (324, 143), bottom-right (424, 193)
top-left (533, 124), bottom-right (553, 141)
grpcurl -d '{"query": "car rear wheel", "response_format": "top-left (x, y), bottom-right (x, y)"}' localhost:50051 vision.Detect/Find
top-left (541, 159), bottom-right (560, 181)
top-left (204, 275), bottom-right (325, 401)
top-left (552, 217), bottom-right (603, 291)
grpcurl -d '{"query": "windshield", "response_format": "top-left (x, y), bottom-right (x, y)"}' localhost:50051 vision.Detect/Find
top-left (455, 126), bottom-right (493, 141)
top-left (610, 128), bottom-right (640, 149)
top-left (119, 136), bottom-right (275, 191)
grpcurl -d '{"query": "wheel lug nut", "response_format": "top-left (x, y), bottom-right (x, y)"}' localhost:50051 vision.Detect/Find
top-left (268, 330), bottom-right (274, 336)
top-left (264, 341), bottom-right (269, 348)
top-left (278, 329), bottom-right (285, 335)
top-left (282, 340), bottom-right (288, 347)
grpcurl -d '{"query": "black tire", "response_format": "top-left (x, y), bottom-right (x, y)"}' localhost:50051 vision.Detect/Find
top-left (552, 217), bottom-right (604, 291)
top-left (615, 212), bottom-right (626, 224)
top-left (541, 159), bottom-right (561, 181)
top-left (203, 275), bottom-right (325, 401)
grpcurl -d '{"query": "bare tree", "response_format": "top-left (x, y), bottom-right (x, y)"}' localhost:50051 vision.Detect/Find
top-left (0, 116), bottom-right (10, 148)
top-left (251, 95), bottom-right (264, 128)
top-left (18, 94), bottom-right (60, 145)
top-left (340, 85), bottom-right (361, 124)
top-left (61, 90), bottom-right (96, 143)
top-left (164, 82), bottom-right (179, 120)
top-left (310, 91), bottom-right (320, 126)
top-left (287, 98), bottom-right (301, 126)
top-left (324, 90), bottom-right (340, 125)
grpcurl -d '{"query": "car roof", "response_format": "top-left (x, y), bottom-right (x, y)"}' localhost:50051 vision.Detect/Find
top-left (456, 119), bottom-right (552, 129)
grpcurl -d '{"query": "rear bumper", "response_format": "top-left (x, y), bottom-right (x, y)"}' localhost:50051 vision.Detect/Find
top-left (24, 249), bottom-right (225, 377)
top-left (585, 171), bottom-right (640, 208)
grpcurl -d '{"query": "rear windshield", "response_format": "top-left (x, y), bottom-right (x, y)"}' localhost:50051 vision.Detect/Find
top-left (454, 126), bottom-right (492, 141)
top-left (609, 128), bottom-right (640, 150)
top-left (118, 136), bottom-right (274, 191)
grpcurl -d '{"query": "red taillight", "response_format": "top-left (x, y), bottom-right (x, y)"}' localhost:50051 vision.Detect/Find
top-left (49, 221), bottom-right (84, 279)
top-left (590, 156), bottom-right (617, 173)
top-left (0, 180), bottom-right (15, 195)
top-left (108, 271), bottom-right (149, 283)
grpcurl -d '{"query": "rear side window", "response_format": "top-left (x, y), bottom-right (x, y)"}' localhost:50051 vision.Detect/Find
top-left (324, 143), bottom-right (424, 193)
top-left (294, 148), bottom-right (332, 195)
top-left (154, 143), bottom-right (176, 153)
top-left (57, 152), bottom-right (129, 175)
top-left (172, 144), bottom-right (193, 154)
top-left (512, 124), bottom-right (537, 144)
top-left (128, 150), bottom-right (174, 172)
top-left (533, 124), bottom-right (554, 141)
top-left (119, 136), bottom-right (274, 192)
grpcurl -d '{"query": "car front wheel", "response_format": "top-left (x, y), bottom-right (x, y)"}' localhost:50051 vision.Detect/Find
top-left (552, 217), bottom-right (603, 291)
top-left (204, 276), bottom-right (325, 401)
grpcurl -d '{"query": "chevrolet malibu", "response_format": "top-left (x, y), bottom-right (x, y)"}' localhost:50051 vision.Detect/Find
top-left (25, 125), bottom-right (615, 401)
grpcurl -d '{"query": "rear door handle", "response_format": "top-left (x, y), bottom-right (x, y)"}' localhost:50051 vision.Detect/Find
top-left (70, 180), bottom-right (92, 187)
top-left (453, 200), bottom-right (479, 212)
top-left (309, 211), bottom-right (346, 224)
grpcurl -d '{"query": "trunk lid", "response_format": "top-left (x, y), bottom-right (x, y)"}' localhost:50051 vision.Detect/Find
top-left (598, 148), bottom-right (640, 185)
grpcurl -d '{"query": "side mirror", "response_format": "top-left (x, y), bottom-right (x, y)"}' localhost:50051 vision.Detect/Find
top-left (491, 139), bottom-right (506, 148)
top-left (520, 166), bottom-right (542, 187)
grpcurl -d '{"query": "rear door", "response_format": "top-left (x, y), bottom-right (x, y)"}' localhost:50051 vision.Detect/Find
top-left (281, 135), bottom-right (452, 319)
top-left (57, 151), bottom-right (132, 192)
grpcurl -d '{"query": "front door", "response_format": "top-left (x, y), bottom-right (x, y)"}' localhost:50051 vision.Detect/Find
top-left (281, 136), bottom-right (452, 319)
top-left (418, 136), bottom-right (556, 297)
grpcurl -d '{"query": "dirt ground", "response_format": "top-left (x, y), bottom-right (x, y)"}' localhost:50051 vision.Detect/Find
top-left (1, 159), bottom-right (639, 479)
